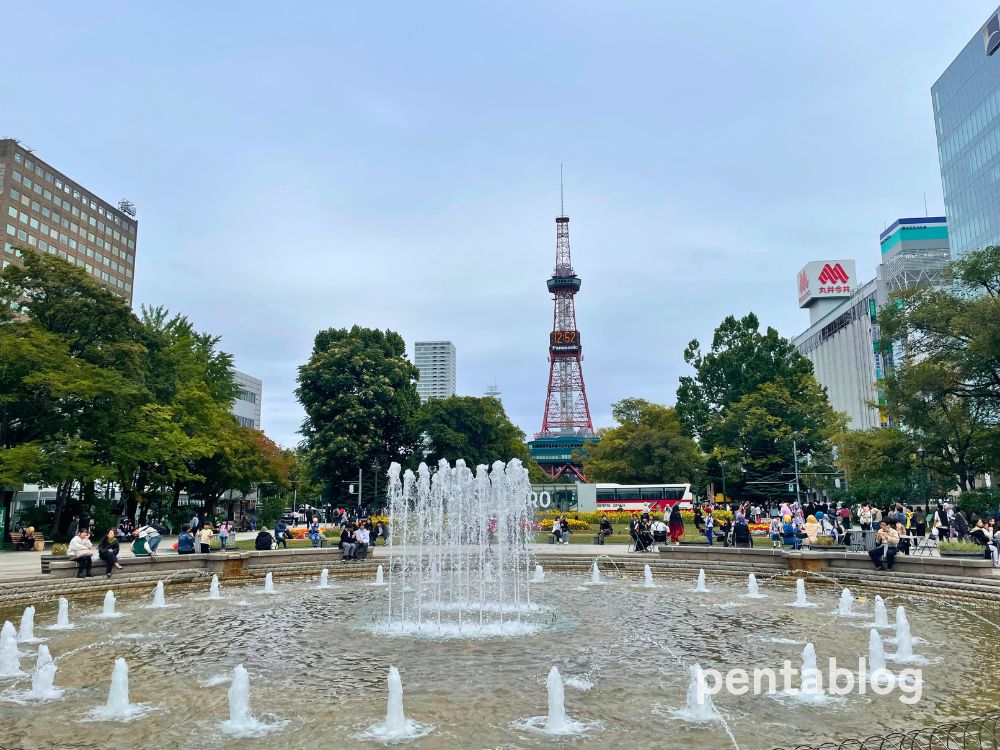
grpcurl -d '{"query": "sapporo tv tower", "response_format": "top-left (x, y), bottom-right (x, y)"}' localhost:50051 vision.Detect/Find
top-left (528, 172), bottom-right (599, 481)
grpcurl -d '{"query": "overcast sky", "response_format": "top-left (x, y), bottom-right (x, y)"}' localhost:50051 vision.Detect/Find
top-left (2, 1), bottom-right (994, 447)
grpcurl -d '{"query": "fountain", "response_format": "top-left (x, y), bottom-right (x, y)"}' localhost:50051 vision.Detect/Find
top-left (799, 643), bottom-right (825, 699)
top-left (29, 646), bottom-right (61, 701)
top-left (867, 629), bottom-right (893, 685)
top-left (357, 666), bottom-right (432, 741)
top-left (317, 569), bottom-right (331, 589)
top-left (373, 565), bottom-right (385, 586)
top-left (100, 590), bottom-right (121, 618)
top-left (691, 569), bottom-right (710, 593)
top-left (18, 606), bottom-right (41, 643)
top-left (515, 666), bottom-right (599, 735)
top-left (377, 459), bottom-right (537, 638)
top-left (677, 664), bottom-right (720, 721)
top-left (744, 573), bottom-right (766, 599)
top-left (836, 588), bottom-right (860, 617)
top-left (48, 598), bottom-right (74, 629)
top-left (532, 564), bottom-right (545, 583)
top-left (788, 579), bottom-right (817, 608)
top-left (0, 620), bottom-right (22, 677)
top-left (84, 658), bottom-right (150, 720)
top-left (220, 664), bottom-right (286, 736)
top-left (889, 606), bottom-right (926, 664)
top-left (589, 561), bottom-right (602, 584)
top-left (151, 581), bottom-right (167, 607)
top-left (643, 565), bottom-right (655, 587)
top-left (208, 575), bottom-right (222, 600)
top-left (870, 596), bottom-right (890, 628)
top-left (263, 572), bottom-right (275, 594)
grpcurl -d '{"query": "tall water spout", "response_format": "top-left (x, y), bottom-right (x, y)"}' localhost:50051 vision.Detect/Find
top-left (384, 666), bottom-right (409, 736)
top-left (29, 646), bottom-right (60, 700)
top-left (873, 596), bottom-right (889, 627)
top-left (894, 606), bottom-right (916, 661)
top-left (545, 666), bottom-right (569, 732)
top-left (104, 658), bottom-right (133, 718)
top-left (208, 575), bottom-right (221, 599)
top-left (54, 598), bottom-right (72, 628)
top-left (684, 664), bottom-right (719, 720)
top-left (789, 579), bottom-right (816, 607)
top-left (693, 569), bottom-right (709, 593)
top-left (151, 581), bottom-right (166, 607)
top-left (318, 569), bottom-right (330, 588)
top-left (837, 588), bottom-right (855, 616)
top-left (374, 565), bottom-right (385, 585)
top-left (102, 591), bottom-right (117, 617)
top-left (800, 643), bottom-right (823, 697)
top-left (263, 573), bottom-right (275, 594)
top-left (643, 565), bottom-right (654, 587)
top-left (532, 564), bottom-right (545, 583)
top-left (18, 606), bottom-right (36, 642)
top-left (228, 665), bottom-right (254, 726)
top-left (745, 573), bottom-right (765, 598)
top-left (0, 621), bottom-right (21, 677)
top-left (381, 459), bottom-right (537, 638)
top-left (868, 629), bottom-right (889, 683)
top-left (590, 562), bottom-right (601, 584)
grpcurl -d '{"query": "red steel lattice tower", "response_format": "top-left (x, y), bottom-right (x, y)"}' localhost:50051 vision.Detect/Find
top-left (539, 209), bottom-right (595, 441)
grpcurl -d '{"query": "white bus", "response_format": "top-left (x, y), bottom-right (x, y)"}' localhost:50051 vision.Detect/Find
top-left (595, 483), bottom-right (694, 513)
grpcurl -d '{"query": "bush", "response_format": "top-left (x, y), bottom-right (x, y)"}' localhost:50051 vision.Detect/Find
top-left (50, 543), bottom-right (68, 556)
top-left (939, 541), bottom-right (987, 553)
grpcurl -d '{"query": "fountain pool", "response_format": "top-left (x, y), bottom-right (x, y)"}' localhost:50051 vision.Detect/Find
top-left (0, 571), bottom-right (995, 749)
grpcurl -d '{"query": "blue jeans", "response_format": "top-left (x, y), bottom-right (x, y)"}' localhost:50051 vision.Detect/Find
top-left (148, 535), bottom-right (161, 552)
top-left (310, 533), bottom-right (320, 547)
top-left (219, 535), bottom-right (228, 550)
top-left (705, 529), bottom-right (714, 545)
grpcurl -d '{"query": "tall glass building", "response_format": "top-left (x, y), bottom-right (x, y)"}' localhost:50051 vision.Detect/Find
top-left (933, 5), bottom-right (1000, 258)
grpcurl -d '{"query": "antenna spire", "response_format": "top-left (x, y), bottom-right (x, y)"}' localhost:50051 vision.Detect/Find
top-left (560, 163), bottom-right (564, 216)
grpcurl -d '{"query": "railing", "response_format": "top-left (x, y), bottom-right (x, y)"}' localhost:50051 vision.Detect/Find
top-left (774, 712), bottom-right (1000, 749)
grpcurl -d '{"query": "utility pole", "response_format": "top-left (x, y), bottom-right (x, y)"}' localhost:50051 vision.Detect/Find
top-left (793, 440), bottom-right (802, 506)
top-left (721, 463), bottom-right (727, 509)
top-left (357, 467), bottom-right (363, 511)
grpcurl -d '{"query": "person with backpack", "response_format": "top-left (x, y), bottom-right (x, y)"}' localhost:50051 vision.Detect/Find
top-left (133, 523), bottom-right (163, 557)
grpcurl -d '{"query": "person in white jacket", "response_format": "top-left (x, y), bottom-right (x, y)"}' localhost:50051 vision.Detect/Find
top-left (67, 530), bottom-right (94, 578)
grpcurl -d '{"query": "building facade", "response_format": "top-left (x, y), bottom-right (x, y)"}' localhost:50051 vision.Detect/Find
top-left (0, 139), bottom-right (138, 303)
top-left (231, 369), bottom-right (262, 429)
top-left (793, 219), bottom-right (950, 430)
top-left (933, 6), bottom-right (1000, 259)
top-left (414, 341), bottom-right (456, 401)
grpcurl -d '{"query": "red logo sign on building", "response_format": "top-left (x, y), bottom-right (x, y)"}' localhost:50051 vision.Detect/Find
top-left (817, 263), bottom-right (849, 285)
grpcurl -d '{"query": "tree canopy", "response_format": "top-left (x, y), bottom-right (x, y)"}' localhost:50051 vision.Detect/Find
top-left (584, 398), bottom-right (703, 485)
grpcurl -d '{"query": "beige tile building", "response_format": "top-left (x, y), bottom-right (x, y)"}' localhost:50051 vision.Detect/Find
top-left (0, 138), bottom-right (137, 304)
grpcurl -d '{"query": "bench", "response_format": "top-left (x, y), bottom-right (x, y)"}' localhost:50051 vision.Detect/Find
top-left (10, 531), bottom-right (49, 551)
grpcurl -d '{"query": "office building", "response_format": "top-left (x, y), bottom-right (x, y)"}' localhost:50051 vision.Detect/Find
top-left (933, 6), bottom-right (1000, 258)
top-left (232, 369), bottom-right (262, 429)
top-left (0, 139), bottom-right (138, 303)
top-left (792, 219), bottom-right (950, 429)
top-left (414, 341), bottom-right (456, 401)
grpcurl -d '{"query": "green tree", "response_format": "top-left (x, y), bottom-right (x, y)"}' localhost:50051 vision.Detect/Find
top-left (836, 428), bottom-right (918, 506)
top-left (296, 326), bottom-right (420, 501)
top-left (676, 313), bottom-right (843, 504)
top-left (417, 395), bottom-right (536, 468)
top-left (584, 398), bottom-right (703, 484)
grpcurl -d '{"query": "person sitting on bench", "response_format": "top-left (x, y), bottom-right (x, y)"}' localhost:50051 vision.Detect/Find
top-left (597, 516), bottom-right (613, 545)
top-left (731, 513), bottom-right (752, 548)
top-left (15, 526), bottom-right (36, 551)
top-left (254, 528), bottom-right (275, 551)
top-left (869, 520), bottom-right (899, 571)
top-left (67, 529), bottom-right (94, 578)
top-left (340, 524), bottom-right (357, 561)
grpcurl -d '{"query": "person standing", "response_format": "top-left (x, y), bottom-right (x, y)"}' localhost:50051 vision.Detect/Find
top-left (274, 520), bottom-right (289, 549)
top-left (198, 523), bottom-right (214, 554)
top-left (67, 515), bottom-right (80, 540)
top-left (98, 529), bottom-right (122, 579)
top-left (668, 504), bottom-right (685, 543)
top-left (67, 529), bottom-right (94, 578)
top-left (189, 511), bottom-right (200, 534)
top-left (703, 507), bottom-right (715, 546)
top-left (218, 520), bottom-right (231, 551)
